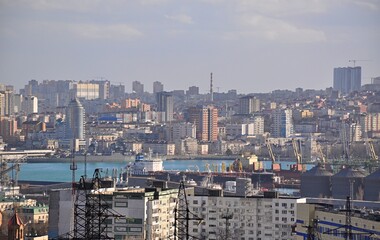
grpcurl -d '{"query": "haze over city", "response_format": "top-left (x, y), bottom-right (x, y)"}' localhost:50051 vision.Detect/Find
top-left (0, 0), bottom-right (379, 93)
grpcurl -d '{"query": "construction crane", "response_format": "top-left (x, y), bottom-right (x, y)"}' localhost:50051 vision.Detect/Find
top-left (348, 59), bottom-right (371, 67)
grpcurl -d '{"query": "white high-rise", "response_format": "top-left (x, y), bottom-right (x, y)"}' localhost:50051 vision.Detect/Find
top-left (271, 109), bottom-right (294, 138)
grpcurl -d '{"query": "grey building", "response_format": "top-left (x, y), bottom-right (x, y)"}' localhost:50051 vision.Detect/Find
top-left (156, 91), bottom-right (173, 122)
top-left (333, 66), bottom-right (361, 94)
top-left (65, 98), bottom-right (85, 140)
top-left (132, 81), bottom-right (144, 95)
top-left (153, 81), bottom-right (164, 93)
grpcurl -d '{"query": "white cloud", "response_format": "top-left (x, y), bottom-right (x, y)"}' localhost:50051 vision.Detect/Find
top-left (165, 14), bottom-right (194, 24)
top-left (351, 0), bottom-right (380, 11)
top-left (230, 14), bottom-right (326, 43)
top-left (235, 0), bottom-right (328, 16)
top-left (7, 0), bottom-right (102, 12)
top-left (70, 24), bottom-right (143, 40)
top-left (139, 0), bottom-right (170, 5)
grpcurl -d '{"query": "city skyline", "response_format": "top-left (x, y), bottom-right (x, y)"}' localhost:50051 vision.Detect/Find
top-left (0, 0), bottom-right (379, 93)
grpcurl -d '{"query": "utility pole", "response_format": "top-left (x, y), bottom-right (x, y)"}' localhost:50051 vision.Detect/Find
top-left (221, 210), bottom-right (233, 240)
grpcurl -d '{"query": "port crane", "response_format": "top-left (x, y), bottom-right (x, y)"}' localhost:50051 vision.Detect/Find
top-left (292, 138), bottom-right (302, 165)
top-left (266, 138), bottom-right (281, 171)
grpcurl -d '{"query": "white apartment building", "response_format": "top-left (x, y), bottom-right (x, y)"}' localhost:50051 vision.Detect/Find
top-left (143, 142), bottom-right (175, 155)
top-left (272, 109), bottom-right (294, 138)
top-left (48, 187), bottom-right (178, 240)
top-left (111, 188), bottom-right (178, 240)
top-left (170, 122), bottom-right (196, 141)
top-left (187, 193), bottom-right (298, 240)
top-left (226, 117), bottom-right (265, 139)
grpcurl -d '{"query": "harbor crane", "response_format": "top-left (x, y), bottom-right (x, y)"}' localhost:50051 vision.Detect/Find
top-left (266, 138), bottom-right (281, 171)
top-left (292, 138), bottom-right (302, 165)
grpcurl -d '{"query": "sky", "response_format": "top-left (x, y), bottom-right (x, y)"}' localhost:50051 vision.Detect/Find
top-left (0, 0), bottom-right (379, 94)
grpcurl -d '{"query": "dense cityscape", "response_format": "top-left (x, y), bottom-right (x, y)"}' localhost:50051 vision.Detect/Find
top-left (0, 66), bottom-right (379, 239)
top-left (1, 1), bottom-right (379, 240)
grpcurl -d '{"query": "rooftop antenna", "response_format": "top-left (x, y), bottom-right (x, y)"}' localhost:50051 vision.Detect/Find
top-left (210, 72), bottom-right (214, 102)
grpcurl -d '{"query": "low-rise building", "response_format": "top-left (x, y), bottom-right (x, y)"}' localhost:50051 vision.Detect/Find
top-left (294, 198), bottom-right (380, 240)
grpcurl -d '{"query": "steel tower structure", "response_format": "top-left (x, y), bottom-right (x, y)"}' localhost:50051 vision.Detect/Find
top-left (174, 181), bottom-right (203, 240)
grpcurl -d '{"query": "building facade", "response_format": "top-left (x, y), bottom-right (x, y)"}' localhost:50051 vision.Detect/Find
top-left (132, 81), bottom-right (144, 95)
top-left (156, 92), bottom-right (174, 122)
top-left (239, 96), bottom-right (260, 114)
top-left (294, 199), bottom-right (380, 240)
top-left (272, 109), bottom-right (294, 138)
top-left (333, 67), bottom-right (361, 94)
top-left (65, 98), bottom-right (85, 140)
top-left (153, 81), bottom-right (164, 94)
top-left (187, 194), bottom-right (298, 240)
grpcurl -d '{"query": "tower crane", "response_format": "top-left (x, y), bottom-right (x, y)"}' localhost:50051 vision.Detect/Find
top-left (348, 59), bottom-right (371, 67)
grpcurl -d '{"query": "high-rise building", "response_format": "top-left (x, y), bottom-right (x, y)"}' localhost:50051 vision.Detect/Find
top-left (153, 81), bottom-right (164, 93)
top-left (156, 92), bottom-right (174, 122)
top-left (271, 109), bottom-right (294, 138)
top-left (110, 84), bottom-right (125, 100)
top-left (186, 86), bottom-right (199, 96)
top-left (186, 105), bottom-right (218, 142)
top-left (21, 95), bottom-right (38, 115)
top-left (65, 98), bottom-right (85, 140)
top-left (239, 96), bottom-right (260, 114)
top-left (132, 81), bottom-right (144, 95)
top-left (90, 80), bottom-right (110, 100)
top-left (0, 90), bottom-right (14, 116)
top-left (21, 79), bottom-right (39, 96)
top-left (333, 66), bottom-right (361, 94)
top-left (72, 82), bottom-right (99, 100)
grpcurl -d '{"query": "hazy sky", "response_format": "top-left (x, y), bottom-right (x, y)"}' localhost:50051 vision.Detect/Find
top-left (0, 0), bottom-right (379, 93)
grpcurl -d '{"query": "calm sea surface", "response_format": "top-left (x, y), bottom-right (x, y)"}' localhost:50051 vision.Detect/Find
top-left (16, 159), bottom-right (312, 182)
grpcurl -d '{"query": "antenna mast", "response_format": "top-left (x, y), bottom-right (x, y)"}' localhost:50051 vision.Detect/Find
top-left (210, 72), bottom-right (214, 102)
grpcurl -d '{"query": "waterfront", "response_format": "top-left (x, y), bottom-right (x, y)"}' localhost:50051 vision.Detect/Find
top-left (16, 159), bottom-right (312, 182)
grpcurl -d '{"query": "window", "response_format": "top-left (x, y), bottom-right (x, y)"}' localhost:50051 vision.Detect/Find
top-left (193, 200), bottom-right (198, 204)
top-left (282, 210), bottom-right (287, 214)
